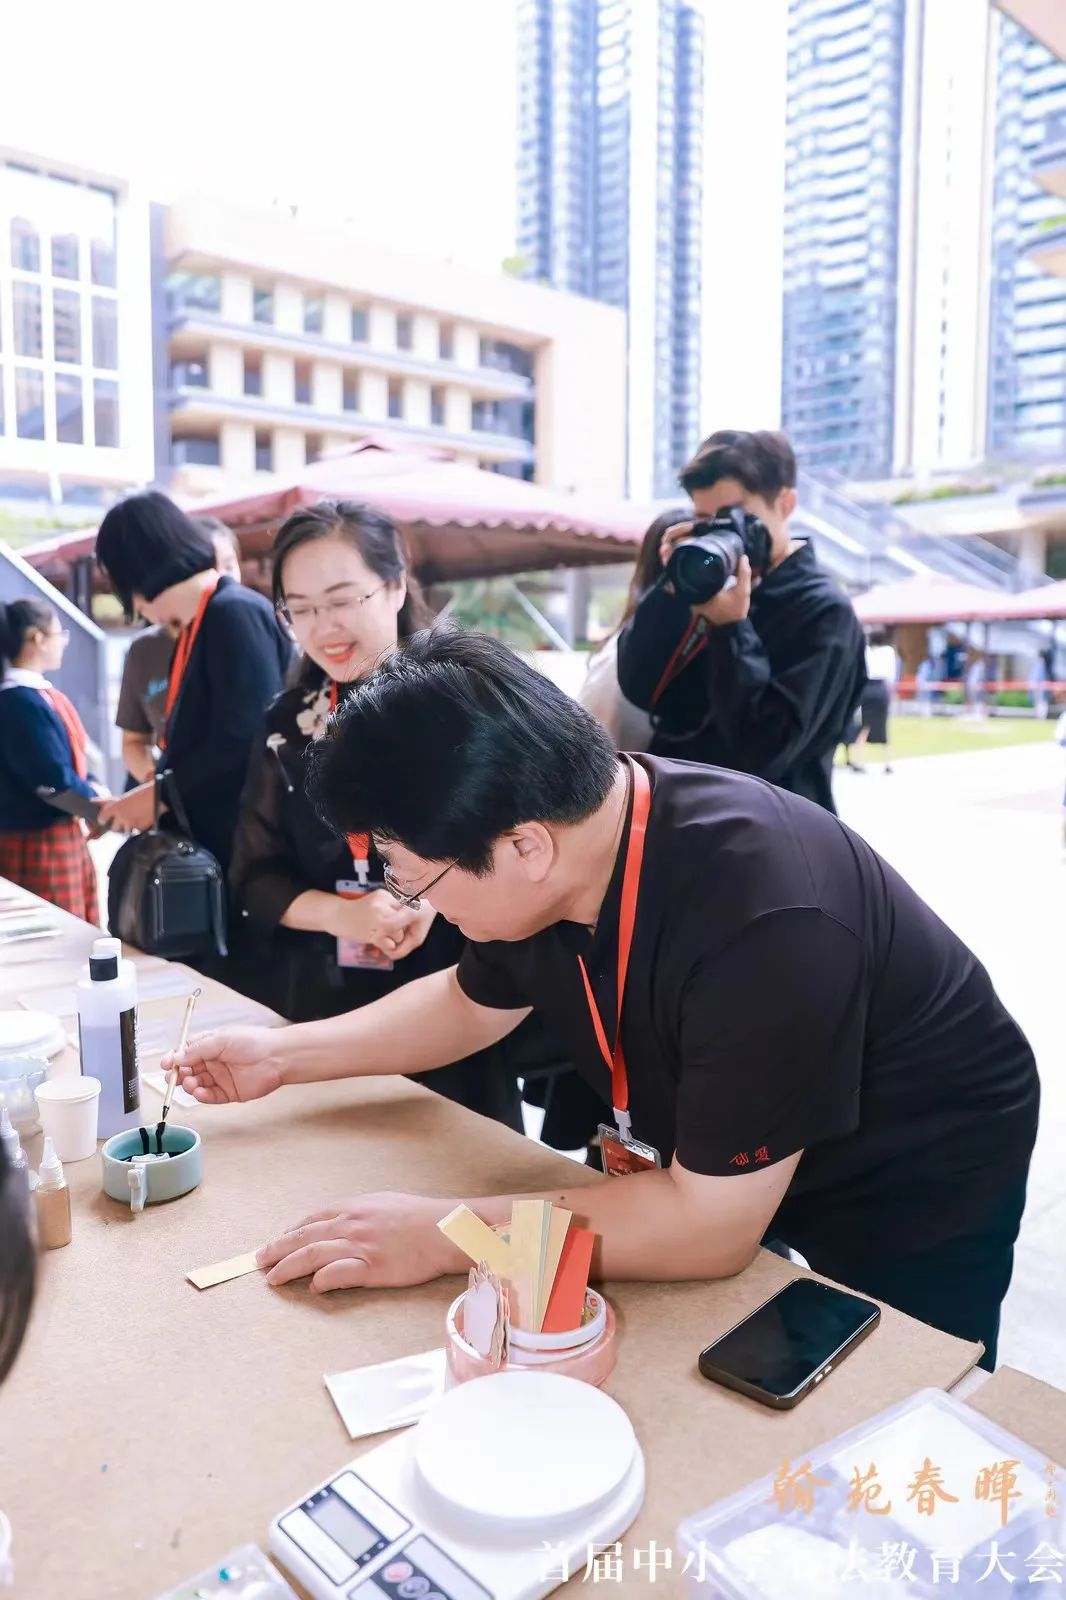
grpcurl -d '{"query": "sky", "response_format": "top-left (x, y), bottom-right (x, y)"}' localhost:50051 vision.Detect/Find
top-left (4, 0), bottom-right (788, 432)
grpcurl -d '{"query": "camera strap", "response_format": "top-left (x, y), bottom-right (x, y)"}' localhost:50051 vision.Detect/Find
top-left (576, 755), bottom-right (651, 1144)
top-left (651, 614), bottom-right (710, 708)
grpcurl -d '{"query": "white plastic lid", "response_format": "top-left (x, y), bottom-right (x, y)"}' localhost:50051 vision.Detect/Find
top-left (0, 1011), bottom-right (65, 1059)
top-left (414, 1371), bottom-right (636, 1535)
top-left (35, 1075), bottom-right (101, 1107)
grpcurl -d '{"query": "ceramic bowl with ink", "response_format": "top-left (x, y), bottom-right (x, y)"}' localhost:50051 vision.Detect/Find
top-left (100, 1125), bottom-right (203, 1212)
top-left (445, 1287), bottom-right (618, 1388)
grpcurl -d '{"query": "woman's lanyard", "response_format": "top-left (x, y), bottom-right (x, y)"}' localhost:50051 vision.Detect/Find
top-left (160, 576), bottom-right (219, 750)
top-left (328, 678), bottom-right (371, 880)
top-left (42, 688), bottom-right (89, 781)
top-left (576, 756), bottom-right (651, 1143)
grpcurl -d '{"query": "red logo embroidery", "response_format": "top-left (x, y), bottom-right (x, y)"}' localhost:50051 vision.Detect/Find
top-left (730, 1151), bottom-right (751, 1168)
top-left (755, 1146), bottom-right (770, 1164)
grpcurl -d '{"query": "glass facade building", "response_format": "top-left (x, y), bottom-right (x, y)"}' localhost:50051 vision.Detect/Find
top-left (516, 0), bottom-right (703, 496)
top-left (782, 0), bottom-right (907, 480)
top-left (988, 19), bottom-right (1066, 459)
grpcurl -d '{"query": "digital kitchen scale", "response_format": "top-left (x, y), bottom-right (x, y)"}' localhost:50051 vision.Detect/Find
top-left (269, 1370), bottom-right (646, 1600)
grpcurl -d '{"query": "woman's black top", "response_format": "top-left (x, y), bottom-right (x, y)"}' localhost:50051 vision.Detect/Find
top-left (162, 577), bottom-right (291, 872)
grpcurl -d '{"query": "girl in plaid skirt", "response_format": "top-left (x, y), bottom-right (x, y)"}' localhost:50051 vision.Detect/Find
top-left (0, 599), bottom-right (105, 923)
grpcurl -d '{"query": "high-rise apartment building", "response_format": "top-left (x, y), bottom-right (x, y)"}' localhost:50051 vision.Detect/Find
top-left (988, 16), bottom-right (1066, 459)
top-left (516, 0), bottom-right (704, 499)
top-left (783, 0), bottom-right (1002, 481)
top-left (0, 149), bottom-right (154, 508)
top-left (782, 0), bottom-right (909, 480)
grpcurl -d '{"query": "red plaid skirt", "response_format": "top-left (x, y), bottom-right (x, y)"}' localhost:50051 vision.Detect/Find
top-left (0, 819), bottom-right (99, 925)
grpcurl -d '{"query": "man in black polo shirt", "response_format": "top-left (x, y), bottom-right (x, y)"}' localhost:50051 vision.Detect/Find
top-left (171, 633), bottom-right (1039, 1369)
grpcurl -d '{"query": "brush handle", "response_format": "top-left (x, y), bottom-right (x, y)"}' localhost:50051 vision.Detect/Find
top-left (162, 988), bottom-right (201, 1121)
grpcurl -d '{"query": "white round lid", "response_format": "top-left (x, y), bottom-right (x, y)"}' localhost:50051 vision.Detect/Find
top-left (0, 1011), bottom-right (65, 1059)
top-left (413, 1371), bottom-right (636, 1535)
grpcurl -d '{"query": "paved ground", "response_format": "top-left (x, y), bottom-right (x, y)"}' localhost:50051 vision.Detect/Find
top-left (834, 735), bottom-right (1064, 1386)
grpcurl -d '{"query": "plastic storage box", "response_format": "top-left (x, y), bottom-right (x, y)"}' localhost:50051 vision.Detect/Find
top-left (677, 1387), bottom-right (1064, 1597)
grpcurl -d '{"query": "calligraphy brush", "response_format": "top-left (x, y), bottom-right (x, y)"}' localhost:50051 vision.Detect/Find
top-left (156, 987), bottom-right (201, 1153)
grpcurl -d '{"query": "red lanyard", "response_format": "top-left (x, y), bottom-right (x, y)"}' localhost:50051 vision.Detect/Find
top-left (328, 678), bottom-right (370, 871)
top-left (42, 688), bottom-right (89, 780)
top-left (161, 576), bottom-right (219, 749)
top-left (576, 757), bottom-right (651, 1138)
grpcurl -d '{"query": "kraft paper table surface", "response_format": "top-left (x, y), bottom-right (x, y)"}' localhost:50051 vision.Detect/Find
top-left (2, 882), bottom-right (1054, 1600)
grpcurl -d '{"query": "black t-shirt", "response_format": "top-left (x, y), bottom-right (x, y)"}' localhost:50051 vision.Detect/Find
top-left (457, 756), bottom-right (1039, 1270)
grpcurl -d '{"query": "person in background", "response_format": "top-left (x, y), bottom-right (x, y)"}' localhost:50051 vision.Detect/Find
top-left (916, 654), bottom-right (935, 718)
top-left (849, 629), bottom-right (898, 774)
top-left (114, 521), bottom-right (243, 786)
top-left (578, 509), bottom-right (691, 752)
top-left (95, 494), bottom-right (290, 875)
top-left (966, 653), bottom-right (987, 717)
top-left (1028, 650), bottom-right (1052, 722)
top-left (616, 430), bottom-right (866, 814)
top-left (0, 599), bottom-right (108, 920)
top-left (0, 1142), bottom-right (34, 1385)
top-left (229, 500), bottom-right (523, 1128)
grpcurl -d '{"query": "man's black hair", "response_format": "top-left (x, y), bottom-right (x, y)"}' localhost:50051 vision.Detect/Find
top-left (679, 429), bottom-right (796, 501)
top-left (96, 491), bottom-right (216, 614)
top-left (309, 628), bottom-right (619, 874)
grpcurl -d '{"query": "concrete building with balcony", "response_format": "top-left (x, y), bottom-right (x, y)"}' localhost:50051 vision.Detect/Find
top-left (0, 148), bottom-right (154, 512)
top-left (160, 194), bottom-right (626, 501)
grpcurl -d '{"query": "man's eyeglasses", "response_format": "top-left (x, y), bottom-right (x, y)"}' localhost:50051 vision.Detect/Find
top-left (382, 860), bottom-right (454, 911)
top-left (276, 586), bottom-right (385, 628)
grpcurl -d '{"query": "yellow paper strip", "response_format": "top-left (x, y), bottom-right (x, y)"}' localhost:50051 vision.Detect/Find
top-left (436, 1204), bottom-right (513, 1277)
top-left (186, 1251), bottom-right (261, 1290)
top-left (510, 1199), bottom-right (552, 1331)
top-left (535, 1206), bottom-right (573, 1332)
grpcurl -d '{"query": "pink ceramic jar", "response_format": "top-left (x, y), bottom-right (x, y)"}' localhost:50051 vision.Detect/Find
top-left (445, 1288), bottom-right (618, 1387)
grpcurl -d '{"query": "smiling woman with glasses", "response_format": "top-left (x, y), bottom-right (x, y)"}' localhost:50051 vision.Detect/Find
top-left (0, 596), bottom-right (108, 919)
top-left (227, 499), bottom-right (524, 1130)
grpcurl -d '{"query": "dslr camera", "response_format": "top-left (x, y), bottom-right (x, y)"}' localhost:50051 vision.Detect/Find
top-left (665, 507), bottom-right (773, 605)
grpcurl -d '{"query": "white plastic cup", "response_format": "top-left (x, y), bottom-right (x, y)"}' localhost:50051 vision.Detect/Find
top-left (34, 1076), bottom-right (102, 1162)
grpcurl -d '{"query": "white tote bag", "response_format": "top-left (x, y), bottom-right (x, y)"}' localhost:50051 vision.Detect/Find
top-left (578, 634), bottom-right (653, 752)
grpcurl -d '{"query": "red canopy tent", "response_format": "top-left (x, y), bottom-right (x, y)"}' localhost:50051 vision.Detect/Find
top-left (852, 576), bottom-right (1002, 626)
top-left (980, 580), bottom-right (1066, 620)
top-left (20, 442), bottom-right (657, 597)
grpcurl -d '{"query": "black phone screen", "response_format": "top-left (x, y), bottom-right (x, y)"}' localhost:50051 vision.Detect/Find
top-left (699, 1280), bottom-right (879, 1399)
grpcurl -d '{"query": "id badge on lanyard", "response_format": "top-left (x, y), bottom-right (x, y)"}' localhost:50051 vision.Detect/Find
top-left (580, 758), bottom-right (662, 1177)
top-left (337, 832), bottom-right (393, 971)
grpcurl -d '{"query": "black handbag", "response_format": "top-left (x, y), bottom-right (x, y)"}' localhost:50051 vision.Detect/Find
top-left (107, 770), bottom-right (227, 959)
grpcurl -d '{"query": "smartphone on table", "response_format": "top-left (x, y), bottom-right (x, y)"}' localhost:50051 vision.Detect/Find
top-left (698, 1279), bottom-right (880, 1410)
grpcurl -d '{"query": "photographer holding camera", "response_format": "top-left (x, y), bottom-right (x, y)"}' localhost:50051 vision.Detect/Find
top-left (616, 430), bottom-right (865, 813)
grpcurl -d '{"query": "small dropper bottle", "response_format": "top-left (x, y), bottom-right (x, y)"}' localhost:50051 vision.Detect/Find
top-left (35, 1136), bottom-right (72, 1249)
top-left (0, 1106), bottom-right (31, 1219)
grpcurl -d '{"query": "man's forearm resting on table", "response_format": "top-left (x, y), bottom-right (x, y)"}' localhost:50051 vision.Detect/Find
top-left (278, 967), bottom-right (529, 1084)
top-left (453, 1152), bottom-right (803, 1284)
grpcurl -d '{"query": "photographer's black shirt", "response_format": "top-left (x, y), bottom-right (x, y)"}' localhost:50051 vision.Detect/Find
top-left (457, 756), bottom-right (1038, 1274)
top-left (616, 541), bottom-right (866, 813)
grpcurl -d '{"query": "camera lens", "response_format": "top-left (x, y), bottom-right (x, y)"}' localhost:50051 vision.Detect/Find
top-left (668, 531), bottom-right (744, 604)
